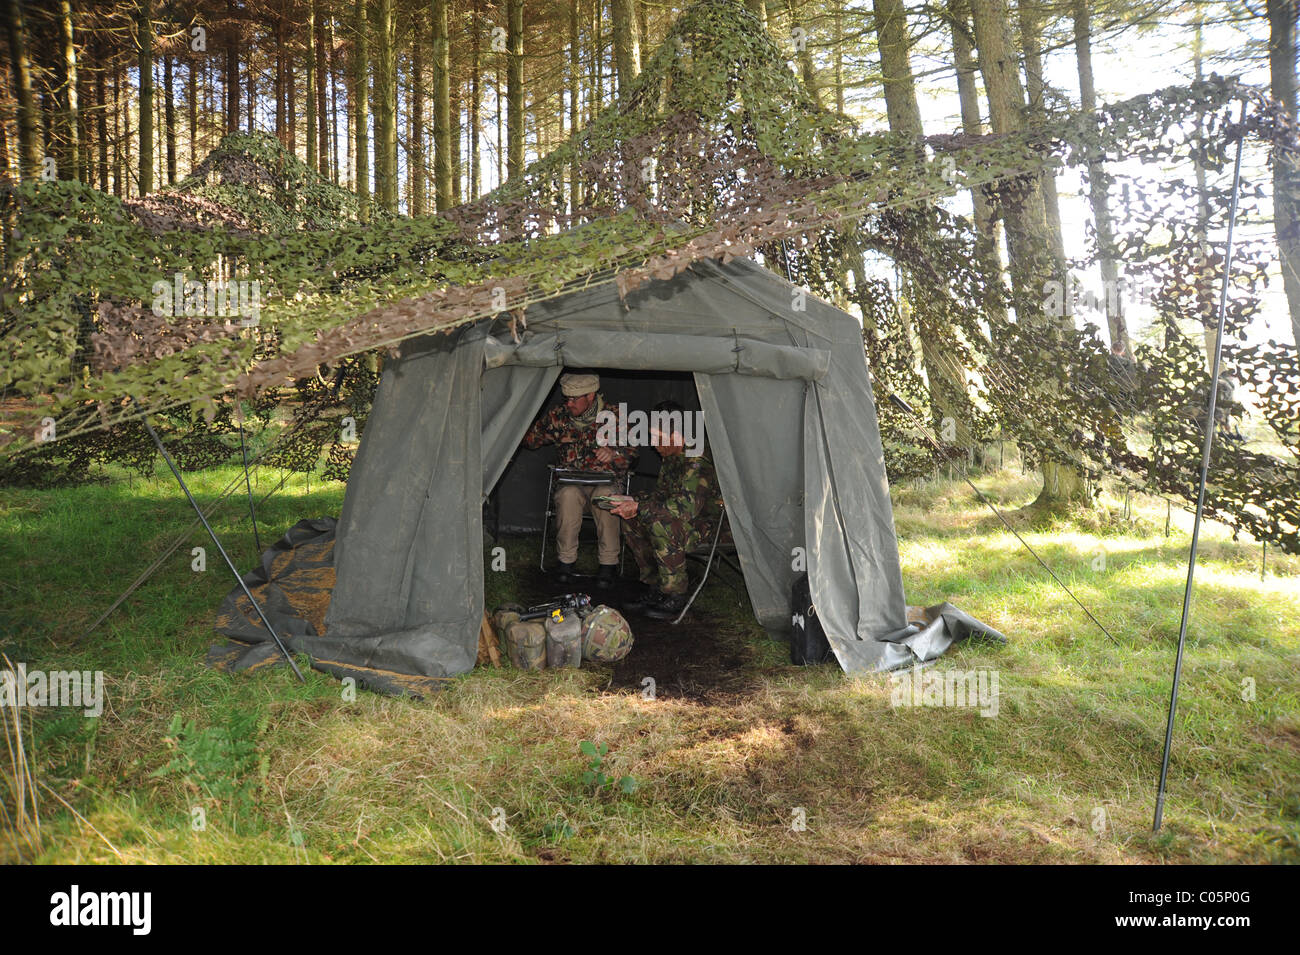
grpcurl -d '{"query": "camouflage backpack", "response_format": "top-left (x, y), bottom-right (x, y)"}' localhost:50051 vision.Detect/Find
top-left (581, 605), bottom-right (634, 663)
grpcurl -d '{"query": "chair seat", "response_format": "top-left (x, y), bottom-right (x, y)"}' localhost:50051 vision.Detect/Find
top-left (551, 467), bottom-right (620, 486)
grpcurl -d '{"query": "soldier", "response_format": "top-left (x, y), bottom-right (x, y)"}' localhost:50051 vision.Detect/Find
top-left (523, 372), bottom-right (636, 588)
top-left (610, 400), bottom-right (722, 621)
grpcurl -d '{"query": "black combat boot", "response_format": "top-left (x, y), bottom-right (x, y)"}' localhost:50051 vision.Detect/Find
top-left (553, 561), bottom-right (577, 585)
top-left (621, 583), bottom-right (659, 614)
top-left (596, 564), bottom-right (618, 590)
top-left (644, 591), bottom-right (689, 621)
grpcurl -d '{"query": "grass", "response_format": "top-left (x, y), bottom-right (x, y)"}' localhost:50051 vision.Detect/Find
top-left (0, 461), bottom-right (1297, 863)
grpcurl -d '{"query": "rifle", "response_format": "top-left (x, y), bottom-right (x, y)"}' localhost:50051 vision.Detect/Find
top-left (520, 593), bottom-right (594, 622)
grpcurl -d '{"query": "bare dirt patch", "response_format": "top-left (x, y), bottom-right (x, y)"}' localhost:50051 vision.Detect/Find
top-left (506, 562), bottom-right (766, 704)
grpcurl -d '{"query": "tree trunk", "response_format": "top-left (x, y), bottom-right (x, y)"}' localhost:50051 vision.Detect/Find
top-left (59, 0), bottom-right (80, 180)
top-left (410, 11), bottom-right (425, 215)
top-left (432, 0), bottom-right (452, 210)
top-left (792, 0), bottom-right (819, 105)
top-left (286, 22), bottom-right (296, 154)
top-left (495, 57), bottom-right (502, 186)
top-left (4, 0), bottom-right (41, 180)
top-left (188, 45), bottom-right (198, 172)
top-left (1017, 1), bottom-right (1067, 266)
top-left (1268, 0), bottom-right (1300, 346)
top-left (507, 0), bottom-right (524, 179)
top-left (470, 0), bottom-right (481, 199)
top-left (590, 0), bottom-right (601, 121)
top-left (970, 0), bottom-right (1086, 506)
top-left (376, 0), bottom-right (396, 211)
top-left (307, 0), bottom-right (318, 171)
top-left (246, 23), bottom-right (257, 128)
top-left (164, 53), bottom-right (176, 183)
top-left (874, 0), bottom-right (976, 453)
top-left (354, 0), bottom-right (369, 218)
top-left (949, 0), bottom-right (1002, 291)
top-left (122, 63), bottom-right (132, 195)
top-left (833, 0), bottom-right (844, 114)
top-left (329, 14), bottom-right (339, 182)
top-left (138, 0), bottom-right (153, 194)
top-left (78, 58), bottom-right (92, 182)
top-left (275, 16), bottom-right (286, 145)
top-left (113, 66), bottom-right (123, 195)
top-left (612, 0), bottom-right (640, 95)
top-left (225, 0), bottom-right (240, 133)
top-left (451, 81), bottom-right (462, 205)
top-left (746, 0), bottom-right (767, 29)
top-left (317, 0), bottom-right (329, 176)
top-left (569, 0), bottom-right (580, 203)
top-left (97, 64), bottom-right (108, 188)
top-left (1073, 0), bottom-right (1130, 356)
top-left (969, 0), bottom-right (1059, 292)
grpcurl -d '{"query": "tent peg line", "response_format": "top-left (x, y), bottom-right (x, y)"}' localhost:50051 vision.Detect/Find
top-left (671, 506), bottom-right (727, 626)
top-left (81, 394), bottom-right (331, 641)
top-left (236, 411), bottom-right (262, 554)
top-left (1153, 100), bottom-right (1248, 833)
top-left (134, 400), bottom-right (305, 683)
top-left (886, 392), bottom-right (1121, 648)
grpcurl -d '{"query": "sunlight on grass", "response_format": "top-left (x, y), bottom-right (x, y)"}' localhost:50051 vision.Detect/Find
top-left (2, 467), bottom-right (1298, 863)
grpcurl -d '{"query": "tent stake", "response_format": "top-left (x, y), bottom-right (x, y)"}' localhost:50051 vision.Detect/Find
top-left (137, 403), bottom-right (305, 683)
top-left (1153, 100), bottom-right (1246, 833)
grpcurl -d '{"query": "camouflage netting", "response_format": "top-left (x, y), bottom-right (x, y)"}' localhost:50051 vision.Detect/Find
top-left (1, 0), bottom-right (1298, 549)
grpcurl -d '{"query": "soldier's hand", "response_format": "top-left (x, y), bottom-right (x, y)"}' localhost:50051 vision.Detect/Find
top-left (610, 500), bottom-right (638, 520)
top-left (595, 447), bottom-right (615, 464)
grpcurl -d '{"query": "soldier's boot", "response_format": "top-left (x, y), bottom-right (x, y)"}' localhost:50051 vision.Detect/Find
top-left (553, 561), bottom-right (578, 585)
top-left (644, 591), bottom-right (689, 621)
top-left (596, 564), bottom-right (619, 590)
top-left (620, 583), bottom-right (659, 614)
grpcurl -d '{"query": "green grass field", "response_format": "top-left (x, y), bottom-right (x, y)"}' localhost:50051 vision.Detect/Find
top-left (1, 463), bottom-right (1297, 863)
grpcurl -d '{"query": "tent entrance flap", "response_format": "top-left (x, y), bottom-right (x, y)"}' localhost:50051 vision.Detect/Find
top-left (484, 330), bottom-right (831, 381)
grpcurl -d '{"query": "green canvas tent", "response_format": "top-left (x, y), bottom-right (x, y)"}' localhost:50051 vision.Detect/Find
top-left (212, 256), bottom-right (1000, 694)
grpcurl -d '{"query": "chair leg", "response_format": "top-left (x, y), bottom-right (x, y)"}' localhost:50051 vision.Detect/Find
top-left (539, 470), bottom-right (555, 571)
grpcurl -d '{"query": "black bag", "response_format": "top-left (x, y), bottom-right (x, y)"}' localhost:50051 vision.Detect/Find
top-left (790, 573), bottom-right (834, 665)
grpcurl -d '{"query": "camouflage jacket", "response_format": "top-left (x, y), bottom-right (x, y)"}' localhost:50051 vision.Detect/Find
top-left (522, 393), bottom-right (637, 473)
top-left (640, 451), bottom-right (723, 526)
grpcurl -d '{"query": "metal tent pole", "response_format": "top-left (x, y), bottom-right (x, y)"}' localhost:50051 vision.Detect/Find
top-left (137, 403), bottom-right (305, 682)
top-left (1153, 100), bottom-right (1247, 832)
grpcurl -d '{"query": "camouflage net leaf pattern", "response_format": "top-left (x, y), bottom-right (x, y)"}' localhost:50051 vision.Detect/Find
top-left (2, 0), bottom-right (1298, 551)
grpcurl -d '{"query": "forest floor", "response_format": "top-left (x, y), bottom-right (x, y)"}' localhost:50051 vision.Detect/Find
top-left (1, 464), bottom-right (1297, 863)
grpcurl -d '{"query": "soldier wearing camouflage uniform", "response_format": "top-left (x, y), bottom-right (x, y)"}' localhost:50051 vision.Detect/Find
top-left (524, 372), bottom-right (636, 587)
top-left (610, 400), bottom-right (722, 621)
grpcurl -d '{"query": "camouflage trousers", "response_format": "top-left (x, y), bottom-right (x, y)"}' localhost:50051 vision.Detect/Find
top-left (621, 501), bottom-right (712, 595)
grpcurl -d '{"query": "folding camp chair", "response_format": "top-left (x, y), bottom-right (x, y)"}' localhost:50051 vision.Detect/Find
top-left (539, 466), bottom-right (631, 571)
